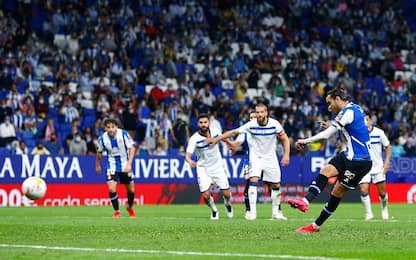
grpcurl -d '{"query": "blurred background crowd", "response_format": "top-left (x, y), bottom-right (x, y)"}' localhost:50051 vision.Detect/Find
top-left (0, 0), bottom-right (415, 157)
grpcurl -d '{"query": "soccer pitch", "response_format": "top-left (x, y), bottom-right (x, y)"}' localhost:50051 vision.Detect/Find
top-left (0, 203), bottom-right (415, 259)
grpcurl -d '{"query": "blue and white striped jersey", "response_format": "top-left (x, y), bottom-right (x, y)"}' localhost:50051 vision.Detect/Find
top-left (333, 103), bottom-right (371, 161)
top-left (97, 129), bottom-right (135, 173)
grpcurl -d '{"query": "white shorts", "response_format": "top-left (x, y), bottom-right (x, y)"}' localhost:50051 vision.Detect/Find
top-left (197, 162), bottom-right (230, 192)
top-left (359, 171), bottom-right (386, 184)
top-left (250, 157), bottom-right (281, 183)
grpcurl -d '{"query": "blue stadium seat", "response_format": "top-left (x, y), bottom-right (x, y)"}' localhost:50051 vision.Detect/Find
top-left (134, 85), bottom-right (145, 99)
top-left (22, 130), bottom-right (36, 148)
top-left (0, 147), bottom-right (11, 155)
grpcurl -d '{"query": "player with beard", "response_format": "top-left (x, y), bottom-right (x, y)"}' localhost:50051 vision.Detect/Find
top-left (185, 114), bottom-right (233, 220)
top-left (206, 103), bottom-right (290, 220)
top-left (288, 87), bottom-right (372, 232)
top-left (227, 111), bottom-right (258, 219)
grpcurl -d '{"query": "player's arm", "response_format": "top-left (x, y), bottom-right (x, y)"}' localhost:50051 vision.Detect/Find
top-left (278, 131), bottom-right (290, 166)
top-left (206, 129), bottom-right (240, 145)
top-left (124, 145), bottom-right (136, 173)
top-left (383, 144), bottom-right (392, 174)
top-left (185, 152), bottom-right (197, 168)
top-left (95, 151), bottom-right (102, 174)
top-left (295, 125), bottom-right (338, 150)
top-left (185, 138), bottom-right (197, 167)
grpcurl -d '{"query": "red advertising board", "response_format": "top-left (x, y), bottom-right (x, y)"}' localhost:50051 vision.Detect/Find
top-left (0, 184), bottom-right (200, 207)
top-left (2, 183), bottom-right (414, 207)
top-left (370, 183), bottom-right (416, 203)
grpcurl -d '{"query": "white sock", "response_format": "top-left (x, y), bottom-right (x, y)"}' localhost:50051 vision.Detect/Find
top-left (207, 196), bottom-right (218, 212)
top-left (312, 222), bottom-right (320, 229)
top-left (271, 189), bottom-right (281, 215)
top-left (223, 194), bottom-right (232, 206)
top-left (248, 185), bottom-right (257, 214)
top-left (360, 194), bottom-right (373, 215)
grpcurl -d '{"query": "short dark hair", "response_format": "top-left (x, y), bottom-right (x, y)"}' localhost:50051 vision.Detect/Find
top-left (103, 117), bottom-right (119, 126)
top-left (198, 113), bottom-right (209, 121)
top-left (255, 102), bottom-right (268, 111)
top-left (327, 87), bottom-right (348, 101)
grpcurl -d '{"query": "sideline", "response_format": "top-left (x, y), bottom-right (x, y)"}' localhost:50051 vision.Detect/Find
top-left (0, 243), bottom-right (361, 260)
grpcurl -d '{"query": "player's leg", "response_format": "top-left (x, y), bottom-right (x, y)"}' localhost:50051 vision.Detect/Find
top-left (247, 176), bottom-right (260, 220)
top-left (107, 175), bottom-right (120, 218)
top-left (221, 188), bottom-right (233, 218)
top-left (213, 164), bottom-right (233, 218)
top-left (289, 154), bottom-right (344, 212)
top-left (263, 161), bottom-right (286, 220)
top-left (269, 182), bottom-right (286, 220)
top-left (359, 174), bottom-right (373, 220)
top-left (296, 157), bottom-right (372, 232)
top-left (242, 161), bottom-right (251, 213)
top-left (244, 179), bottom-right (250, 213)
top-left (198, 167), bottom-right (218, 219)
top-left (120, 172), bottom-right (136, 218)
top-left (201, 190), bottom-right (219, 220)
top-left (245, 161), bottom-right (262, 220)
top-left (373, 172), bottom-right (388, 219)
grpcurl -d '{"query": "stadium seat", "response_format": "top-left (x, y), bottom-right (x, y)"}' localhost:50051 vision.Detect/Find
top-left (22, 130), bottom-right (36, 148)
top-left (0, 147), bottom-right (11, 155)
top-left (134, 85), bottom-right (145, 99)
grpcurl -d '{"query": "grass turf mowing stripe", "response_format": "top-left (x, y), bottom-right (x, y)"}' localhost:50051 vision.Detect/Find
top-left (0, 244), bottom-right (361, 260)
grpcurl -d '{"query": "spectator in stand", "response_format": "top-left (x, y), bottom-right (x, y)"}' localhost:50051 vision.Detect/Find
top-left (69, 132), bottom-right (87, 155)
top-left (172, 116), bottom-right (190, 149)
top-left (43, 117), bottom-right (57, 141)
top-left (86, 134), bottom-right (98, 155)
top-left (11, 108), bottom-right (25, 132)
top-left (0, 115), bottom-right (18, 149)
top-left (154, 143), bottom-right (167, 156)
top-left (15, 140), bottom-right (29, 155)
top-left (59, 95), bottom-right (80, 124)
top-left (44, 133), bottom-right (63, 155)
top-left (31, 142), bottom-right (50, 155)
top-left (34, 95), bottom-right (49, 120)
top-left (200, 83), bottom-right (216, 109)
top-left (23, 108), bottom-right (38, 134)
top-left (137, 140), bottom-right (152, 156)
top-left (122, 102), bottom-right (138, 140)
top-left (391, 137), bottom-right (405, 158)
top-left (0, 99), bottom-right (12, 122)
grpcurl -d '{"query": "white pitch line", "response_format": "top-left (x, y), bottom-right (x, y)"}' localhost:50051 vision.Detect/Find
top-left (0, 244), bottom-right (361, 260)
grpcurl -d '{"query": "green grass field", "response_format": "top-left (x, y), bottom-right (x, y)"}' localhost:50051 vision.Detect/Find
top-left (0, 203), bottom-right (415, 260)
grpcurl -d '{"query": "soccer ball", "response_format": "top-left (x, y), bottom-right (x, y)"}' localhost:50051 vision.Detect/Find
top-left (22, 177), bottom-right (47, 200)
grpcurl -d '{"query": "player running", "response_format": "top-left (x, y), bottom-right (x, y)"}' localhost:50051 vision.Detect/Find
top-left (96, 118), bottom-right (136, 218)
top-left (185, 114), bottom-right (233, 220)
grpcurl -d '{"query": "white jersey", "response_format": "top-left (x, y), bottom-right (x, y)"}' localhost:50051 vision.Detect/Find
top-left (368, 126), bottom-right (390, 174)
top-left (237, 118), bottom-right (284, 161)
top-left (97, 129), bottom-right (135, 173)
top-left (186, 127), bottom-right (222, 167)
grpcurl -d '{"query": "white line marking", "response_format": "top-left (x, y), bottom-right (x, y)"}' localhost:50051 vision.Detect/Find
top-left (0, 244), bottom-right (360, 260)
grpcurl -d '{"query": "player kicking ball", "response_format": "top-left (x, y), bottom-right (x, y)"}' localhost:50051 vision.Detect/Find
top-left (288, 88), bottom-right (372, 232)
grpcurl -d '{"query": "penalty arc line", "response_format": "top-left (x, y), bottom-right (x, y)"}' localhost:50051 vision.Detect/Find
top-left (0, 243), bottom-right (361, 260)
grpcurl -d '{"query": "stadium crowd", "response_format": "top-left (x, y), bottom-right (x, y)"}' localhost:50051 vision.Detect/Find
top-left (0, 0), bottom-right (415, 157)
